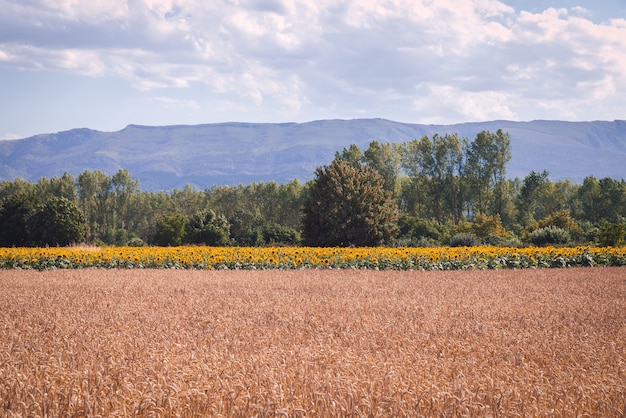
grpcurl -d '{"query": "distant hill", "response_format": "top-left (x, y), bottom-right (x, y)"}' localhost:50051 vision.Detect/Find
top-left (1, 119), bottom-right (625, 190)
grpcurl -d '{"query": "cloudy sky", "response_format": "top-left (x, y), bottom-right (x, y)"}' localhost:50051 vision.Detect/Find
top-left (1, 0), bottom-right (625, 139)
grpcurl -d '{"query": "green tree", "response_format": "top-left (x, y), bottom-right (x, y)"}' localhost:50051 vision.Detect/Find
top-left (227, 209), bottom-right (266, 246)
top-left (303, 159), bottom-right (399, 246)
top-left (185, 209), bottom-right (230, 246)
top-left (464, 130), bottom-right (511, 215)
top-left (597, 221), bottom-right (626, 247)
top-left (29, 197), bottom-right (87, 246)
top-left (36, 173), bottom-right (77, 202)
top-left (516, 170), bottom-right (550, 228)
top-left (597, 178), bottom-right (626, 221)
top-left (262, 223), bottom-right (301, 245)
top-left (400, 136), bottom-right (430, 218)
top-left (334, 144), bottom-right (364, 167)
top-left (153, 214), bottom-right (187, 246)
top-left (0, 193), bottom-right (41, 246)
top-left (363, 140), bottom-right (402, 196)
top-left (77, 170), bottom-right (112, 243)
top-left (111, 169), bottom-right (139, 230)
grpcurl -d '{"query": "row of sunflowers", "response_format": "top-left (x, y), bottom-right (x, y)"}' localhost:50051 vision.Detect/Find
top-left (1, 245), bottom-right (626, 270)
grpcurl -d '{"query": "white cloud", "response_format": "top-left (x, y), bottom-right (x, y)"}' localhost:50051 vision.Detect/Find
top-left (0, 0), bottom-right (625, 127)
top-left (153, 96), bottom-right (199, 108)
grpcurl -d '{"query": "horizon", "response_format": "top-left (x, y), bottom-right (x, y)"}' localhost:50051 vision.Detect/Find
top-left (4, 116), bottom-right (626, 141)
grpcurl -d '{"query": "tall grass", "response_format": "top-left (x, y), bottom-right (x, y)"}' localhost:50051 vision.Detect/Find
top-left (1, 268), bottom-right (625, 416)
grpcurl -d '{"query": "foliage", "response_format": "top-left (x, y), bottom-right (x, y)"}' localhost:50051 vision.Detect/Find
top-left (471, 213), bottom-right (506, 238)
top-left (536, 209), bottom-right (580, 233)
top-left (398, 215), bottom-right (449, 245)
top-left (303, 159), bottom-right (399, 246)
top-left (528, 226), bottom-right (571, 246)
top-left (2, 128), bottom-right (626, 248)
top-left (262, 223), bottom-right (301, 246)
top-left (0, 193), bottom-right (40, 246)
top-left (517, 170), bottom-right (550, 227)
top-left (153, 214), bottom-right (187, 246)
top-left (449, 233), bottom-right (480, 247)
top-left (184, 209), bottom-right (230, 246)
top-left (29, 197), bottom-right (87, 246)
top-left (464, 129), bottom-right (511, 215)
top-left (596, 221), bottom-right (626, 247)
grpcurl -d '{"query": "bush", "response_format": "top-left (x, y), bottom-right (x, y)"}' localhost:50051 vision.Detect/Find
top-left (528, 226), bottom-right (570, 246)
top-left (481, 234), bottom-right (523, 247)
top-left (185, 209), bottom-right (230, 246)
top-left (449, 233), bottom-right (480, 247)
top-left (472, 214), bottom-right (506, 238)
top-left (262, 223), bottom-right (301, 246)
top-left (395, 236), bottom-right (437, 247)
top-left (29, 197), bottom-right (87, 246)
top-left (100, 227), bottom-right (129, 246)
top-left (596, 221), bottom-right (626, 247)
top-left (398, 215), bottom-right (449, 245)
top-left (153, 214), bottom-right (187, 246)
top-left (0, 194), bottom-right (40, 246)
top-left (127, 237), bottom-right (146, 247)
top-left (537, 210), bottom-right (580, 232)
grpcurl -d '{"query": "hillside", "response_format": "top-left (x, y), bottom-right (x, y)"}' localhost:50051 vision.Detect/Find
top-left (1, 119), bottom-right (625, 190)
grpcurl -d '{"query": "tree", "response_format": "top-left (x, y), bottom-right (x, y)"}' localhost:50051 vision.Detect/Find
top-left (111, 169), bottom-right (139, 230)
top-left (0, 193), bottom-right (40, 246)
top-left (464, 130), bottom-right (511, 215)
top-left (334, 144), bottom-right (364, 167)
top-left (363, 140), bottom-right (402, 196)
top-left (185, 209), bottom-right (230, 246)
top-left (400, 134), bottom-right (463, 222)
top-left (29, 197), bottom-right (87, 246)
top-left (302, 159), bottom-right (399, 246)
top-left (153, 214), bottom-right (187, 246)
top-left (517, 170), bottom-right (550, 228)
top-left (400, 136), bottom-right (430, 218)
top-left (77, 170), bottom-right (112, 243)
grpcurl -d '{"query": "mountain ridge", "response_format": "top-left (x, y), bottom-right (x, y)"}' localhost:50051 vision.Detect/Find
top-left (1, 118), bottom-right (625, 190)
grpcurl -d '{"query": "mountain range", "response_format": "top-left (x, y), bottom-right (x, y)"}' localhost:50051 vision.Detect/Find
top-left (1, 119), bottom-right (625, 190)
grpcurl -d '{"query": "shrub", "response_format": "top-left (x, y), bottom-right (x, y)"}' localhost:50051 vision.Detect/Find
top-left (185, 209), bottom-right (230, 246)
top-left (528, 226), bottom-right (570, 246)
top-left (481, 234), bottom-right (523, 247)
top-left (449, 232), bottom-right (480, 247)
top-left (29, 197), bottom-right (87, 246)
top-left (596, 221), bottom-right (626, 247)
top-left (398, 215), bottom-right (448, 245)
top-left (153, 214), bottom-right (187, 246)
top-left (127, 237), bottom-right (146, 247)
top-left (262, 223), bottom-right (301, 246)
top-left (0, 194), bottom-right (40, 246)
top-left (472, 214), bottom-right (506, 238)
top-left (537, 210), bottom-right (580, 232)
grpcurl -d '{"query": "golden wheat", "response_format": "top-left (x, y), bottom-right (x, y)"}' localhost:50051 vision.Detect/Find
top-left (1, 268), bottom-right (625, 416)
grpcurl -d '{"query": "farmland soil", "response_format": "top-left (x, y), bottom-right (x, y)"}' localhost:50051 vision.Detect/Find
top-left (1, 268), bottom-right (625, 416)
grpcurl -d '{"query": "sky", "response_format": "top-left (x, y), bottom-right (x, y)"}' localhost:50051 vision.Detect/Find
top-left (1, 0), bottom-right (625, 140)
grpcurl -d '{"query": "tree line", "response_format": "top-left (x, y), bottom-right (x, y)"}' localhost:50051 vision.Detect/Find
top-left (1, 129), bottom-right (625, 247)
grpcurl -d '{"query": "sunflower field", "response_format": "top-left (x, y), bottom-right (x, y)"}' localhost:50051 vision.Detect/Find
top-left (1, 245), bottom-right (626, 270)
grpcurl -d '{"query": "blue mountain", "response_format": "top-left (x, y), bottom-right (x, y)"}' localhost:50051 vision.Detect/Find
top-left (1, 119), bottom-right (625, 190)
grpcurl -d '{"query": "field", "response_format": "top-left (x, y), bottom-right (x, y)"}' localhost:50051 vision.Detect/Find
top-left (1, 268), bottom-right (625, 417)
top-left (2, 245), bottom-right (626, 270)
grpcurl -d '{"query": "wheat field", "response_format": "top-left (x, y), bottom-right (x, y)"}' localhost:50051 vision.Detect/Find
top-left (1, 268), bottom-right (625, 417)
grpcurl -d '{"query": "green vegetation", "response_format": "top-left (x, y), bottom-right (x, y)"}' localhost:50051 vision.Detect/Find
top-left (302, 159), bottom-right (398, 246)
top-left (1, 130), bottom-right (626, 247)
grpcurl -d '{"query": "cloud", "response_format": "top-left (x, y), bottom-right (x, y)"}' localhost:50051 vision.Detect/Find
top-left (0, 0), bottom-right (625, 123)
